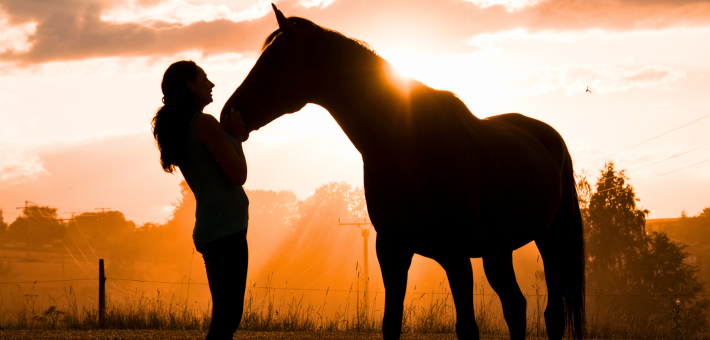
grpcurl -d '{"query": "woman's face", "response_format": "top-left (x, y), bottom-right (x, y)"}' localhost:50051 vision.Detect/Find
top-left (187, 66), bottom-right (215, 109)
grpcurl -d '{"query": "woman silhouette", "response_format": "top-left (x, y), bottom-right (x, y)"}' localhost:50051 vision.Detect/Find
top-left (152, 60), bottom-right (249, 339)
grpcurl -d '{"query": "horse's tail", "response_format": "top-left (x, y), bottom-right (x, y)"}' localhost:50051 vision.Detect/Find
top-left (565, 180), bottom-right (586, 340)
top-left (538, 150), bottom-right (586, 340)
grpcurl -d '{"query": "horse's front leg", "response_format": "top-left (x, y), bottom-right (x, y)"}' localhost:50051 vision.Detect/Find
top-left (483, 252), bottom-right (526, 340)
top-left (377, 233), bottom-right (414, 340)
top-left (438, 256), bottom-right (480, 340)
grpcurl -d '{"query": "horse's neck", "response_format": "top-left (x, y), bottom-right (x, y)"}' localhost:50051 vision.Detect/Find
top-left (315, 56), bottom-right (414, 157)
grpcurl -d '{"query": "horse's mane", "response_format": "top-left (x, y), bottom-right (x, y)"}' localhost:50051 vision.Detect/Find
top-left (263, 17), bottom-right (478, 121)
top-left (263, 17), bottom-right (373, 53)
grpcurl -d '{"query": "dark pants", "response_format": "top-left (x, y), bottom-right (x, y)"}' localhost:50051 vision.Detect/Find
top-left (195, 230), bottom-right (248, 340)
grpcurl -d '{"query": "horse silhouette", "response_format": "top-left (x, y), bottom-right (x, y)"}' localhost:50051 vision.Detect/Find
top-left (222, 5), bottom-right (585, 340)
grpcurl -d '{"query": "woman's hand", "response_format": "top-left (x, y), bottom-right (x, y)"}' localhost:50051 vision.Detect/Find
top-left (221, 108), bottom-right (245, 141)
top-left (196, 113), bottom-right (248, 185)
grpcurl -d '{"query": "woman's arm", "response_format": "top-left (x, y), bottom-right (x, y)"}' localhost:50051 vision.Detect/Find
top-left (194, 111), bottom-right (248, 185)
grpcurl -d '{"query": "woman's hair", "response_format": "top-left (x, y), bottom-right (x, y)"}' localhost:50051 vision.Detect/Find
top-left (152, 60), bottom-right (199, 173)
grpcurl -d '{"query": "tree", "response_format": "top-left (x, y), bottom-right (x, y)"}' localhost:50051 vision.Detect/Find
top-left (642, 232), bottom-right (703, 298)
top-left (667, 206), bottom-right (710, 244)
top-left (650, 206), bottom-right (710, 295)
top-left (0, 208), bottom-right (8, 242)
top-left (584, 162), bottom-right (648, 293)
top-left (255, 182), bottom-right (368, 288)
top-left (581, 162), bottom-right (707, 335)
top-left (248, 189), bottom-right (299, 228)
top-left (244, 187), bottom-right (299, 271)
top-left (0, 208), bottom-right (14, 279)
top-left (69, 210), bottom-right (136, 254)
top-left (8, 205), bottom-right (64, 247)
top-left (140, 181), bottom-right (197, 268)
top-left (128, 181), bottom-right (301, 271)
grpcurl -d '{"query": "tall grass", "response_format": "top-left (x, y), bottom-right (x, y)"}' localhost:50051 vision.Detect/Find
top-left (0, 279), bottom-right (706, 338)
top-left (0, 278), bottom-right (473, 333)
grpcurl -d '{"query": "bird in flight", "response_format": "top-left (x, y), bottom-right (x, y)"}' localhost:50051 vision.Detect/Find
top-left (586, 86), bottom-right (592, 94)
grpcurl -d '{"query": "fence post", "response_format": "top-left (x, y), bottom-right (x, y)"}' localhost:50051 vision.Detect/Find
top-left (99, 259), bottom-right (106, 327)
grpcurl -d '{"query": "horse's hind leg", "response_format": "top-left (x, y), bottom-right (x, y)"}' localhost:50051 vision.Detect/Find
top-left (536, 190), bottom-right (586, 340)
top-left (377, 234), bottom-right (414, 340)
top-left (535, 238), bottom-right (565, 340)
top-left (438, 256), bottom-right (479, 340)
top-left (483, 252), bottom-right (526, 339)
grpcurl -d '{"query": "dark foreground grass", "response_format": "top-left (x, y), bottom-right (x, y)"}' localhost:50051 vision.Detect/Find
top-left (2, 280), bottom-right (706, 338)
top-left (0, 330), bottom-right (518, 340)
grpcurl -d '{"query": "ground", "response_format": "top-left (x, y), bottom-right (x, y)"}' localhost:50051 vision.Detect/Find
top-left (0, 330), bottom-right (518, 340)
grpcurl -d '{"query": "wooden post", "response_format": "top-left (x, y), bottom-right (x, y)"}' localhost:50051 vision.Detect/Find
top-left (99, 259), bottom-right (106, 327)
top-left (61, 250), bottom-right (65, 280)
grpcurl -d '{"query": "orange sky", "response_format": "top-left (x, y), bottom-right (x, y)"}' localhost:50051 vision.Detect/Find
top-left (1, 0), bottom-right (710, 224)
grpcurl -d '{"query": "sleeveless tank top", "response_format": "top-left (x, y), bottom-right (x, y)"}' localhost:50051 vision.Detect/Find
top-left (178, 114), bottom-right (249, 244)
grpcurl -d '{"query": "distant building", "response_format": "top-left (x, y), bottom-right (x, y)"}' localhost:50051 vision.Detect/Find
top-left (645, 218), bottom-right (681, 233)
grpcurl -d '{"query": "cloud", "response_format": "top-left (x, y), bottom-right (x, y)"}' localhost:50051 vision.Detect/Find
top-left (468, 27), bottom-right (588, 49)
top-left (0, 12), bottom-right (36, 53)
top-left (527, 0), bottom-right (710, 32)
top-left (464, 0), bottom-right (543, 12)
top-left (101, 0), bottom-right (272, 26)
top-left (0, 147), bottom-right (48, 183)
top-left (0, 0), bottom-right (709, 63)
top-left (511, 63), bottom-right (687, 95)
top-left (299, 0), bottom-right (337, 9)
top-left (0, 0), bottom-right (276, 63)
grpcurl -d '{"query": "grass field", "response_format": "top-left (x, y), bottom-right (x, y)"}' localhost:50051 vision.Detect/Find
top-left (0, 330), bottom-right (520, 340)
top-left (2, 246), bottom-right (705, 339)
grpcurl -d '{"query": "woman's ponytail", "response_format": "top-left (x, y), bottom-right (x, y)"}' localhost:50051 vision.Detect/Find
top-left (152, 60), bottom-right (199, 173)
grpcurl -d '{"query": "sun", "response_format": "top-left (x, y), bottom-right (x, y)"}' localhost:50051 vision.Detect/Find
top-left (382, 51), bottom-right (419, 80)
top-left (380, 51), bottom-right (426, 95)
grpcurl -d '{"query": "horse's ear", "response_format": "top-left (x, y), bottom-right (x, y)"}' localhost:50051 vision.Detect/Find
top-left (272, 4), bottom-right (295, 35)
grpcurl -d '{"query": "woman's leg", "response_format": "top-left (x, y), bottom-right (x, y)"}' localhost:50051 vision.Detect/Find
top-left (196, 230), bottom-right (248, 340)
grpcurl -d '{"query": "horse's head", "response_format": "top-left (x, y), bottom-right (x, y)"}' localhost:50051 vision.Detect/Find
top-left (222, 5), bottom-right (317, 141)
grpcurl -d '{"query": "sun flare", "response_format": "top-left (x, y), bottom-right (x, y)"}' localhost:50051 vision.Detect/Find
top-left (383, 52), bottom-right (419, 81)
top-left (381, 51), bottom-right (425, 95)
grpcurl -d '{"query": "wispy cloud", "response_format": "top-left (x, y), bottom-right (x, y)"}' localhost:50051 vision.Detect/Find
top-left (101, 0), bottom-right (273, 26)
top-left (464, 0), bottom-right (543, 13)
top-left (0, 12), bottom-right (36, 53)
top-left (511, 63), bottom-right (687, 95)
top-left (299, 0), bottom-right (337, 9)
top-left (468, 28), bottom-right (590, 49)
top-left (0, 147), bottom-right (48, 183)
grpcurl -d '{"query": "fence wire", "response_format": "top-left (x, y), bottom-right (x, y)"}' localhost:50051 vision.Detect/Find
top-left (3, 276), bottom-right (710, 298)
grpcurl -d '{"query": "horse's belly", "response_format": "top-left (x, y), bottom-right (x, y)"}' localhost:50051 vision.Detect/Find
top-left (363, 135), bottom-right (561, 258)
top-left (410, 223), bottom-right (538, 259)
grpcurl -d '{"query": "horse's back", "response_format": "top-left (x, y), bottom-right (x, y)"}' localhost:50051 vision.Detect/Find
top-left (365, 107), bottom-right (565, 256)
top-left (363, 86), bottom-right (566, 256)
top-left (466, 114), bottom-right (563, 249)
top-left (483, 113), bottom-right (569, 174)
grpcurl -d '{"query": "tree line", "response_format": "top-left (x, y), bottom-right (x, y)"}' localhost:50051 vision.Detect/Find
top-left (1, 163), bottom-right (709, 335)
top-left (0, 181), bottom-right (363, 281)
top-left (580, 161), bottom-right (710, 335)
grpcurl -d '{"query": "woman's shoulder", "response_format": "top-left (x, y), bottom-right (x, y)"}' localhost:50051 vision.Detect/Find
top-left (194, 113), bottom-right (222, 135)
top-left (194, 113), bottom-right (219, 125)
